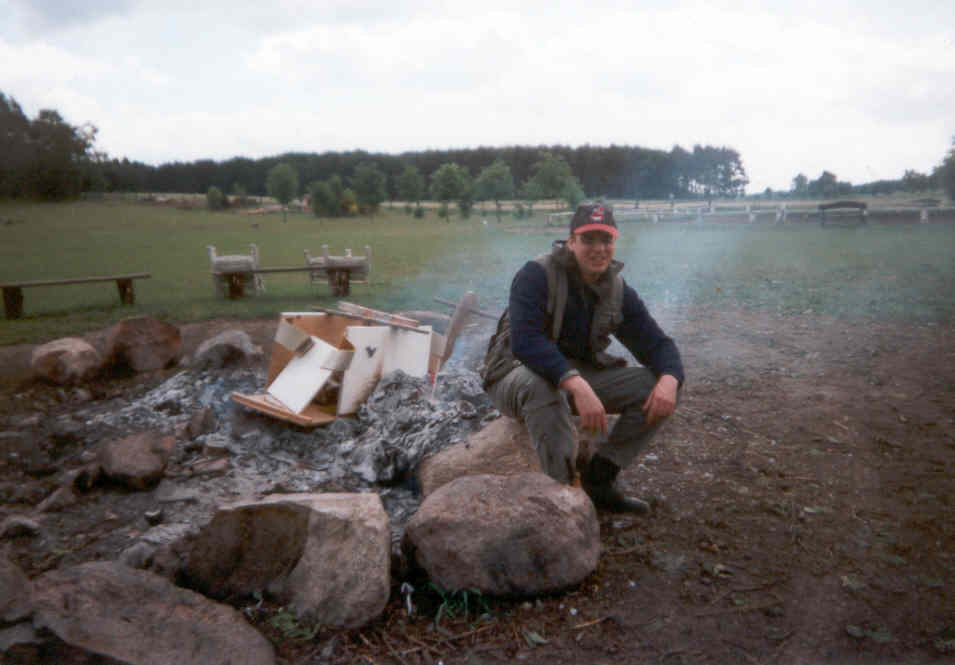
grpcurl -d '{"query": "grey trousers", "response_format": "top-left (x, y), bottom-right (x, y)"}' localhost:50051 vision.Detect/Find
top-left (486, 361), bottom-right (668, 483)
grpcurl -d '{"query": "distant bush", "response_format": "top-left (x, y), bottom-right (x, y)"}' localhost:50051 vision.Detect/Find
top-left (513, 203), bottom-right (525, 219)
top-left (437, 202), bottom-right (450, 220)
top-left (414, 205), bottom-right (425, 218)
top-left (341, 188), bottom-right (358, 216)
top-left (206, 186), bottom-right (228, 210)
top-left (458, 199), bottom-right (473, 219)
top-left (231, 183), bottom-right (249, 207)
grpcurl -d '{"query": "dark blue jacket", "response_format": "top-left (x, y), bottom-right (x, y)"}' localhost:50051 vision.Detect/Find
top-left (508, 259), bottom-right (685, 388)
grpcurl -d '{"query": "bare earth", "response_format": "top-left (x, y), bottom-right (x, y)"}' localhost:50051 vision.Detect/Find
top-left (1, 306), bottom-right (952, 665)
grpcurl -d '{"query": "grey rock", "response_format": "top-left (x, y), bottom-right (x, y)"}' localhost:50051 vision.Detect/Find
top-left (105, 316), bottom-right (182, 372)
top-left (119, 541), bottom-right (157, 569)
top-left (0, 623), bottom-right (40, 651)
top-left (192, 330), bottom-right (263, 369)
top-left (32, 560), bottom-right (275, 665)
top-left (180, 493), bottom-right (390, 629)
top-left (0, 553), bottom-right (33, 622)
top-left (416, 417), bottom-right (541, 497)
top-left (99, 432), bottom-right (176, 490)
top-left (0, 516), bottom-right (42, 538)
top-left (403, 473), bottom-right (599, 595)
top-left (30, 337), bottom-right (101, 384)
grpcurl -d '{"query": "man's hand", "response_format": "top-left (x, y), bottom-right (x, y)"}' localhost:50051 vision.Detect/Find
top-left (642, 374), bottom-right (679, 425)
top-left (561, 375), bottom-right (607, 435)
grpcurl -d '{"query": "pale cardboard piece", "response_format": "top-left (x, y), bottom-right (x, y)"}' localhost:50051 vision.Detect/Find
top-left (266, 337), bottom-right (353, 414)
top-left (232, 310), bottom-right (446, 426)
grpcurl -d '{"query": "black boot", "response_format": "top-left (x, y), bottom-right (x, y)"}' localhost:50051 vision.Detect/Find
top-left (581, 455), bottom-right (650, 514)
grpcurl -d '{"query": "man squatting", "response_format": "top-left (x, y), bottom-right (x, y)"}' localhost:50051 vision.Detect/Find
top-left (481, 202), bottom-right (684, 513)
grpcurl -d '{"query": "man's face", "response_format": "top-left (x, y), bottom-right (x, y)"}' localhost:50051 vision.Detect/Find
top-left (568, 230), bottom-right (616, 282)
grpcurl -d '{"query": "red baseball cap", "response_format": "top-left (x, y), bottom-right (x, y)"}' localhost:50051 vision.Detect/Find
top-left (570, 203), bottom-right (619, 238)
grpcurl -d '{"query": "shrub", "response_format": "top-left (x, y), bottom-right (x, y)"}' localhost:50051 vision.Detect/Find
top-left (513, 202), bottom-right (525, 219)
top-left (206, 186), bottom-right (228, 211)
top-left (414, 205), bottom-right (425, 218)
top-left (341, 188), bottom-right (358, 216)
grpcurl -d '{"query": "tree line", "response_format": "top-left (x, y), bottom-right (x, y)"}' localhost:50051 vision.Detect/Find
top-left (96, 142), bottom-right (750, 203)
top-left (4, 89), bottom-right (954, 204)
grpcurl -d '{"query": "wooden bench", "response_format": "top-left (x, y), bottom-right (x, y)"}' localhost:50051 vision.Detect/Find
top-left (818, 201), bottom-right (867, 227)
top-left (1, 273), bottom-right (151, 319)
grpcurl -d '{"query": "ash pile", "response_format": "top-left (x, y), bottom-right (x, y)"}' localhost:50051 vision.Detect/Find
top-left (77, 320), bottom-right (498, 544)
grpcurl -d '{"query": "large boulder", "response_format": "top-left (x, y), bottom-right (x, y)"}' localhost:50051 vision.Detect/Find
top-left (99, 432), bottom-right (176, 490)
top-left (0, 553), bottom-right (32, 623)
top-left (403, 472), bottom-right (599, 595)
top-left (30, 337), bottom-right (101, 384)
top-left (180, 493), bottom-right (390, 629)
top-left (416, 417), bottom-right (541, 497)
top-left (31, 560), bottom-right (275, 665)
top-left (192, 329), bottom-right (263, 369)
top-left (105, 316), bottom-right (182, 372)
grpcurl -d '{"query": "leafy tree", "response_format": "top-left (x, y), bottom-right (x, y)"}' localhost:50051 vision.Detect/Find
top-left (341, 187), bottom-right (358, 215)
top-left (690, 145), bottom-right (748, 199)
top-left (266, 162), bottom-right (299, 222)
top-left (327, 175), bottom-right (345, 212)
top-left (430, 163), bottom-right (470, 221)
top-left (519, 179), bottom-right (542, 217)
top-left (808, 171), bottom-right (838, 199)
top-left (0, 92), bottom-right (96, 200)
top-left (561, 176), bottom-right (586, 210)
top-left (933, 137), bottom-right (955, 201)
top-left (397, 165), bottom-right (426, 206)
top-left (474, 160), bottom-right (514, 221)
top-left (527, 152), bottom-right (576, 205)
top-left (902, 169), bottom-right (932, 193)
top-left (206, 185), bottom-right (228, 210)
top-left (791, 173), bottom-right (809, 197)
top-left (308, 180), bottom-right (336, 217)
top-left (351, 161), bottom-right (387, 214)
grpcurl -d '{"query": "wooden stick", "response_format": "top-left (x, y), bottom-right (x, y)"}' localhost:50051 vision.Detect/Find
top-left (573, 616), bottom-right (609, 629)
top-left (312, 308), bottom-right (429, 334)
top-left (433, 296), bottom-right (500, 320)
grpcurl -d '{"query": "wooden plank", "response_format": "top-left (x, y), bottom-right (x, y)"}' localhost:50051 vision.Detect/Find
top-left (0, 273), bottom-right (151, 289)
top-left (231, 392), bottom-right (336, 427)
top-left (312, 308), bottom-right (429, 334)
top-left (336, 302), bottom-right (420, 327)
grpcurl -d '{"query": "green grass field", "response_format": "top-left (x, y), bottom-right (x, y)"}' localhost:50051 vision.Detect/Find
top-left (1, 200), bottom-right (953, 345)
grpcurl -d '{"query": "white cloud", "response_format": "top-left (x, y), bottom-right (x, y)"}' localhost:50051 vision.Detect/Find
top-left (2, 0), bottom-right (952, 192)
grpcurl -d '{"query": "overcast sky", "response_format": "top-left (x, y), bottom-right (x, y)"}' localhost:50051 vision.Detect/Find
top-left (3, 0), bottom-right (953, 193)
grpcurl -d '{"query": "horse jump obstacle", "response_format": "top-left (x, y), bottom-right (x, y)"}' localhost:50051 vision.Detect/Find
top-left (304, 245), bottom-right (371, 297)
top-left (209, 245), bottom-right (372, 298)
top-left (818, 201), bottom-right (867, 227)
top-left (208, 244), bottom-right (265, 296)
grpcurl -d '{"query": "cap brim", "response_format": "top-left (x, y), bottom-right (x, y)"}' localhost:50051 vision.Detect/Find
top-left (572, 223), bottom-right (619, 238)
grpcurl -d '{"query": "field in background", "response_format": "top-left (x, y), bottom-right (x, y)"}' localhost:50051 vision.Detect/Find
top-left (1, 199), bottom-right (953, 345)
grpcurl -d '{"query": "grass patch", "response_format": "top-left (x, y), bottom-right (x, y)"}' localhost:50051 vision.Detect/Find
top-left (1, 200), bottom-right (953, 345)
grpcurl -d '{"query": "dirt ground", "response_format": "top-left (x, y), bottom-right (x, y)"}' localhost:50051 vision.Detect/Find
top-left (1, 305), bottom-right (952, 665)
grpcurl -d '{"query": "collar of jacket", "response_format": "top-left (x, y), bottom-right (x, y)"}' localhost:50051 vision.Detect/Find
top-left (550, 239), bottom-right (625, 289)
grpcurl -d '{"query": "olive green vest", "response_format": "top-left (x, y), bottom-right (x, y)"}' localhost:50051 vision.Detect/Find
top-left (480, 242), bottom-right (625, 388)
